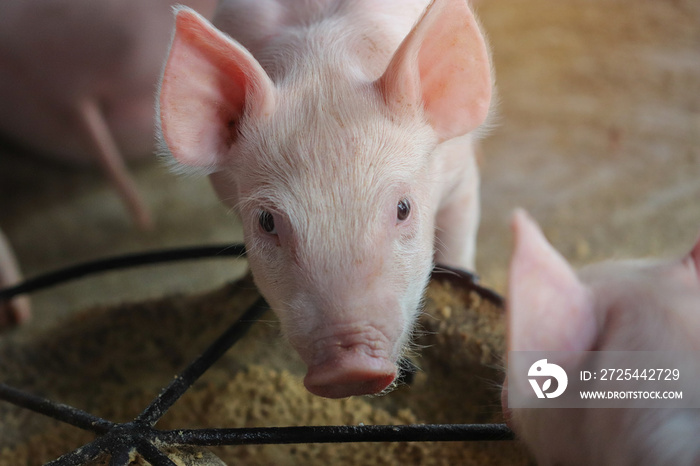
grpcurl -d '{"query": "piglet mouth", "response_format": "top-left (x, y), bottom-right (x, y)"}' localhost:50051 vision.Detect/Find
top-left (300, 326), bottom-right (398, 399)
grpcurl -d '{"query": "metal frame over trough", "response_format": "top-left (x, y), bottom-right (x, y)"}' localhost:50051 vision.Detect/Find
top-left (0, 245), bottom-right (514, 465)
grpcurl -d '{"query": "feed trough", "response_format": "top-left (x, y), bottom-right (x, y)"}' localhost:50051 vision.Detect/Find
top-left (0, 247), bottom-right (528, 465)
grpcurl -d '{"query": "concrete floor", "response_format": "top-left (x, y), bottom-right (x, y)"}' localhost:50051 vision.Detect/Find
top-left (0, 0), bottom-right (699, 340)
top-left (477, 0), bottom-right (700, 288)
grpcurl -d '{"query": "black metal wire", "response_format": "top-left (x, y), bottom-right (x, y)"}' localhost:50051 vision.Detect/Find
top-left (0, 244), bottom-right (505, 308)
top-left (108, 445), bottom-right (132, 466)
top-left (136, 439), bottom-right (178, 466)
top-left (0, 383), bottom-right (114, 434)
top-left (136, 297), bottom-right (269, 427)
top-left (0, 244), bottom-right (246, 301)
top-left (0, 244), bottom-right (514, 465)
top-left (45, 435), bottom-right (114, 466)
top-left (157, 423), bottom-right (515, 446)
top-left (431, 264), bottom-right (505, 307)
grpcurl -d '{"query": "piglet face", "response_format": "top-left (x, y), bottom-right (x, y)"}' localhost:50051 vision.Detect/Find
top-left (231, 88), bottom-right (437, 398)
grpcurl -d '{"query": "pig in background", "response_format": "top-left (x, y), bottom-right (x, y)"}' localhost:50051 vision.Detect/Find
top-left (0, 228), bottom-right (29, 326)
top-left (0, 0), bottom-right (217, 325)
top-left (157, 0), bottom-right (493, 398)
top-left (503, 209), bottom-right (700, 465)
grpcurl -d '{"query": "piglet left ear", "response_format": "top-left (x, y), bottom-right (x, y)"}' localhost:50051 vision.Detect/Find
top-left (376, 0), bottom-right (492, 141)
top-left (158, 7), bottom-right (276, 172)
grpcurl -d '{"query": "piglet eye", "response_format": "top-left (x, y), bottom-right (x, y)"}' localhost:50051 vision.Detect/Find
top-left (259, 210), bottom-right (277, 234)
top-left (397, 198), bottom-right (411, 221)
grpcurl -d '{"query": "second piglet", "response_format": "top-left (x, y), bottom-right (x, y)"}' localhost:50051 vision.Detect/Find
top-left (503, 210), bottom-right (700, 465)
top-left (157, 0), bottom-right (492, 398)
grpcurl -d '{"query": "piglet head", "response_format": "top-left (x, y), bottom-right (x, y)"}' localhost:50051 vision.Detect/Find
top-left (157, 0), bottom-right (490, 398)
top-left (504, 210), bottom-right (700, 463)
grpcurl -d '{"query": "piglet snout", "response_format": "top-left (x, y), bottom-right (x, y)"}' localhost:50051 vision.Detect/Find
top-left (301, 327), bottom-right (397, 399)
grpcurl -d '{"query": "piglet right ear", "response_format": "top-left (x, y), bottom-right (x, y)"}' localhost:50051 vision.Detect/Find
top-left (376, 0), bottom-right (492, 142)
top-left (157, 7), bottom-right (276, 172)
top-left (507, 209), bottom-right (597, 353)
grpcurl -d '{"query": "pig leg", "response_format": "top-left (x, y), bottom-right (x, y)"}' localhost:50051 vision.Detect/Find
top-left (77, 99), bottom-right (152, 230)
top-left (434, 150), bottom-right (480, 271)
top-left (0, 228), bottom-right (30, 327)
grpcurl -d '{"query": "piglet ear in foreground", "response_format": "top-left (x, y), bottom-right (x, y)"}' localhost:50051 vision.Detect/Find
top-left (157, 7), bottom-right (276, 171)
top-left (376, 0), bottom-right (492, 141)
top-left (507, 209), bottom-right (597, 353)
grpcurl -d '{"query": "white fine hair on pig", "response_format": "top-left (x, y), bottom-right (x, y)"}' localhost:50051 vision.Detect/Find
top-left (504, 209), bottom-right (700, 465)
top-left (157, 0), bottom-right (492, 398)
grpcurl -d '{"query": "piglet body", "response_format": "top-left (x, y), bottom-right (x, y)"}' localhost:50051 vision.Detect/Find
top-left (0, 0), bottom-right (217, 327)
top-left (0, 0), bottom-right (217, 227)
top-left (158, 0), bottom-right (492, 398)
top-left (0, 228), bottom-right (30, 327)
top-left (504, 210), bottom-right (700, 465)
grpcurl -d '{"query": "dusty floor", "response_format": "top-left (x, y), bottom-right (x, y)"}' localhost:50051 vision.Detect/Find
top-left (476, 0), bottom-right (700, 288)
top-left (0, 0), bottom-right (698, 463)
